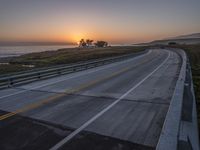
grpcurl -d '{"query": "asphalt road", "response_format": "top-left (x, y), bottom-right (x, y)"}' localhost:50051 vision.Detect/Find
top-left (0, 49), bottom-right (181, 150)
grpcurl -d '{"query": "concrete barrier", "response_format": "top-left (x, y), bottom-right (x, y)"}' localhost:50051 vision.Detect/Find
top-left (156, 49), bottom-right (199, 150)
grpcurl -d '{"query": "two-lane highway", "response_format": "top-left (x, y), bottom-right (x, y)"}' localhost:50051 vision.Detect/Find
top-left (0, 49), bottom-right (181, 150)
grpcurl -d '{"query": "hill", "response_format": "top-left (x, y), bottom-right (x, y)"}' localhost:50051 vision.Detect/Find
top-left (137, 33), bottom-right (200, 45)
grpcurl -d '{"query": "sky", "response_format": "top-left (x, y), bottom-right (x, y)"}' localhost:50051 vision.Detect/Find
top-left (0, 0), bottom-right (200, 44)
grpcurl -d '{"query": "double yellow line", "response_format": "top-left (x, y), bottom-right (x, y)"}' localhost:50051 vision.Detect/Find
top-left (0, 66), bottom-right (133, 121)
top-left (0, 53), bottom-right (158, 121)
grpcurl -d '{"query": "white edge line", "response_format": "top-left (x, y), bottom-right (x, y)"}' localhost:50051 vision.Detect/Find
top-left (0, 50), bottom-right (152, 99)
top-left (49, 50), bottom-right (171, 150)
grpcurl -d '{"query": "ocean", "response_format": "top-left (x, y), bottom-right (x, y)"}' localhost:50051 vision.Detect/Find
top-left (0, 45), bottom-right (77, 58)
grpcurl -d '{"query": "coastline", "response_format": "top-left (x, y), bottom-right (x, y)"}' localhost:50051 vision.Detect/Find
top-left (0, 45), bottom-right (77, 59)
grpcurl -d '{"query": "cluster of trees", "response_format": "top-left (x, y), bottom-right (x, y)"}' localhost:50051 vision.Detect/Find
top-left (79, 39), bottom-right (108, 48)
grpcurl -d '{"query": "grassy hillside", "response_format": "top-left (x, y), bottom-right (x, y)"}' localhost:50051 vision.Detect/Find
top-left (149, 38), bottom-right (200, 45)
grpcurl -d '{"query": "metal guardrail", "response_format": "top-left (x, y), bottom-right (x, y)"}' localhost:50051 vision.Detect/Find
top-left (0, 50), bottom-right (148, 89)
top-left (0, 50), bottom-right (147, 79)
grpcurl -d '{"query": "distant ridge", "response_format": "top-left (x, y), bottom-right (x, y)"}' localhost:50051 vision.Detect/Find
top-left (136, 32), bottom-right (200, 45)
top-left (165, 33), bottom-right (200, 40)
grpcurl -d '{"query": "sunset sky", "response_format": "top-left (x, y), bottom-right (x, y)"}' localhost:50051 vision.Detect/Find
top-left (0, 0), bottom-right (200, 44)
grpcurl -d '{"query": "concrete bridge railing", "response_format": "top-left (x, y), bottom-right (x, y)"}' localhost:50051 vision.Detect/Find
top-left (156, 49), bottom-right (199, 150)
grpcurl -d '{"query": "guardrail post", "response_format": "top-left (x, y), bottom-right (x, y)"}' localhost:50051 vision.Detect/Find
top-left (38, 73), bottom-right (41, 79)
top-left (8, 78), bottom-right (13, 87)
top-left (57, 69), bottom-right (61, 75)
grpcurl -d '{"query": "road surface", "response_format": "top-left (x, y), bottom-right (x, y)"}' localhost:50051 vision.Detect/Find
top-left (0, 49), bottom-right (181, 150)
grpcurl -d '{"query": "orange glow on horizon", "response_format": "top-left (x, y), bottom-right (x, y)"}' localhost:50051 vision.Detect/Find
top-left (1, 25), bottom-right (195, 44)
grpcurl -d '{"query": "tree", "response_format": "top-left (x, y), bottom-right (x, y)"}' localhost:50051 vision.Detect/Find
top-left (79, 39), bottom-right (86, 47)
top-left (95, 41), bottom-right (108, 47)
top-left (86, 39), bottom-right (93, 47)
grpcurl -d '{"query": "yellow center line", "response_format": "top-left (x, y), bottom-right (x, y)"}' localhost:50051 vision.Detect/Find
top-left (0, 56), bottom-right (154, 121)
top-left (0, 67), bottom-right (131, 121)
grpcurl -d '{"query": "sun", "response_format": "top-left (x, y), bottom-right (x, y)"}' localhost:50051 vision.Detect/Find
top-left (70, 32), bottom-right (85, 44)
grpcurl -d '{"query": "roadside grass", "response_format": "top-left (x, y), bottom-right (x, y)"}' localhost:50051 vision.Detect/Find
top-left (0, 46), bottom-right (147, 75)
top-left (0, 64), bottom-right (32, 75)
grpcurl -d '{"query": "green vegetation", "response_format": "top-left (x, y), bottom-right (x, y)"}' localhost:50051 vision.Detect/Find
top-left (0, 46), bottom-right (147, 75)
top-left (78, 39), bottom-right (108, 48)
top-left (0, 64), bottom-right (32, 75)
top-left (94, 41), bottom-right (108, 47)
